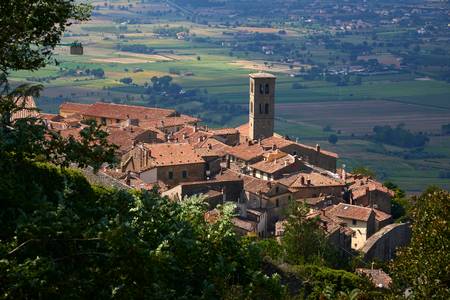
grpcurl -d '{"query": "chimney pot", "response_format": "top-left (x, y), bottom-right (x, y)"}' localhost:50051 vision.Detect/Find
top-left (316, 144), bottom-right (321, 152)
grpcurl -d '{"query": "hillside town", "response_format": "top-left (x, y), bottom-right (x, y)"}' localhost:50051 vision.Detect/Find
top-left (22, 73), bottom-right (409, 262)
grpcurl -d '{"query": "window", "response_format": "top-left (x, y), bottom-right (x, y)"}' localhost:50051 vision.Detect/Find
top-left (265, 83), bottom-right (270, 94)
top-left (251, 81), bottom-right (254, 93)
top-left (259, 84), bottom-right (264, 94)
top-left (275, 199), bottom-right (280, 207)
top-left (275, 186), bottom-right (279, 193)
top-left (168, 171), bottom-right (173, 180)
top-left (100, 118), bottom-right (107, 125)
top-left (265, 103), bottom-right (269, 114)
top-left (116, 119), bottom-right (121, 123)
top-left (182, 170), bottom-right (187, 178)
top-left (250, 101), bottom-right (253, 113)
top-left (259, 103), bottom-right (263, 114)
top-left (292, 151), bottom-right (297, 156)
top-left (352, 219), bottom-right (357, 225)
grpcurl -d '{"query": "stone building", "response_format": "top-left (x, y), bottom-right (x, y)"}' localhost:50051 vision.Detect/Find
top-left (249, 73), bottom-right (276, 140)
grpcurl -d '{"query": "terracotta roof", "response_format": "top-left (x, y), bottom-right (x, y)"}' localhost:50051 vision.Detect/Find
top-left (11, 96), bottom-right (39, 120)
top-left (232, 217), bottom-right (257, 232)
top-left (144, 143), bottom-right (205, 166)
top-left (262, 135), bottom-right (339, 158)
top-left (236, 122), bottom-right (249, 138)
top-left (81, 102), bottom-right (175, 121)
top-left (194, 137), bottom-right (231, 157)
top-left (373, 209), bottom-right (392, 222)
top-left (58, 127), bottom-right (84, 141)
top-left (356, 269), bottom-right (392, 289)
top-left (278, 171), bottom-right (344, 188)
top-left (215, 169), bottom-right (287, 195)
top-left (140, 114), bottom-right (199, 129)
top-left (325, 203), bottom-right (374, 222)
top-left (250, 152), bottom-right (297, 174)
top-left (210, 128), bottom-right (239, 135)
top-left (226, 142), bottom-right (265, 162)
top-left (60, 102), bottom-right (91, 114)
top-left (347, 175), bottom-right (395, 198)
top-left (106, 126), bottom-right (154, 154)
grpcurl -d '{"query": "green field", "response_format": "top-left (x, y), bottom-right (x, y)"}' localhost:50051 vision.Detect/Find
top-left (9, 0), bottom-right (450, 193)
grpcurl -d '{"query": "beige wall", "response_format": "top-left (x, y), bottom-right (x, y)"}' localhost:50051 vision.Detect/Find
top-left (156, 163), bottom-right (205, 187)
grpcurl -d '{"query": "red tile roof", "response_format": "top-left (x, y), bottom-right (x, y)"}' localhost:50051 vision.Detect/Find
top-left (144, 143), bottom-right (205, 166)
top-left (325, 203), bottom-right (374, 222)
top-left (81, 102), bottom-right (176, 121)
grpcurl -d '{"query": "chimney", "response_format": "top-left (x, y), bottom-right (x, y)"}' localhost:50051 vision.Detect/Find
top-left (226, 157), bottom-right (231, 169)
top-left (182, 133), bottom-right (187, 140)
top-left (300, 176), bottom-right (305, 185)
top-left (258, 138), bottom-right (261, 145)
top-left (316, 144), bottom-right (321, 152)
top-left (284, 160), bottom-right (288, 166)
top-left (194, 124), bottom-right (198, 132)
top-left (272, 144), bottom-right (277, 150)
top-left (307, 179), bottom-right (311, 185)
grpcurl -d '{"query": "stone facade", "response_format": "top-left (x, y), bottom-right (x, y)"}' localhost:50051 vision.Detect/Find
top-left (249, 73), bottom-right (276, 140)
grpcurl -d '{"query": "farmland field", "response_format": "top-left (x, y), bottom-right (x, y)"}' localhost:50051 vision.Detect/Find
top-left (9, 0), bottom-right (450, 193)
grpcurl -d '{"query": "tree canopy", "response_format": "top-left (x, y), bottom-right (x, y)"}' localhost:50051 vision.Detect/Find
top-left (0, 0), bottom-right (91, 80)
top-left (390, 188), bottom-right (450, 299)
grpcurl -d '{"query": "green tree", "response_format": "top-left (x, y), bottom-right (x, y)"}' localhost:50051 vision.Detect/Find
top-left (351, 166), bottom-right (376, 178)
top-left (281, 202), bottom-right (339, 267)
top-left (328, 134), bottom-right (338, 145)
top-left (0, 0), bottom-right (91, 79)
top-left (384, 181), bottom-right (409, 221)
top-left (390, 188), bottom-right (450, 298)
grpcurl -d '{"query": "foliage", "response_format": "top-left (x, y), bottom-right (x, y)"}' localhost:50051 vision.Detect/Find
top-left (0, 0), bottom-right (91, 78)
top-left (383, 182), bottom-right (409, 222)
top-left (351, 166), bottom-right (376, 179)
top-left (390, 187), bottom-right (450, 299)
top-left (0, 162), bottom-right (285, 299)
top-left (119, 77), bottom-right (133, 85)
top-left (328, 134), bottom-right (338, 145)
top-left (372, 124), bottom-right (429, 148)
top-left (281, 202), bottom-right (341, 268)
top-left (0, 85), bottom-right (117, 171)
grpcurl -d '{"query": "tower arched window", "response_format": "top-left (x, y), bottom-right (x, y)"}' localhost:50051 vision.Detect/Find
top-left (251, 81), bottom-right (254, 93)
top-left (265, 103), bottom-right (269, 114)
top-left (259, 84), bottom-right (264, 94)
top-left (250, 101), bottom-right (253, 113)
top-left (265, 83), bottom-right (270, 94)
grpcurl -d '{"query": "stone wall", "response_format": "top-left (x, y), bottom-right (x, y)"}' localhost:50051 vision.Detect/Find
top-left (361, 223), bottom-right (411, 262)
top-left (80, 168), bottom-right (131, 190)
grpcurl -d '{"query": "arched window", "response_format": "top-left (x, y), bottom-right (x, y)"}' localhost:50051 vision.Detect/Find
top-left (265, 103), bottom-right (269, 114)
top-left (250, 101), bottom-right (253, 113)
top-left (259, 103), bottom-right (263, 114)
top-left (251, 81), bottom-right (254, 93)
top-left (265, 83), bottom-right (270, 94)
top-left (259, 84), bottom-right (264, 94)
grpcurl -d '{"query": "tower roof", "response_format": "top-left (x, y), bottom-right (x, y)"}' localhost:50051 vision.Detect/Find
top-left (249, 72), bottom-right (276, 79)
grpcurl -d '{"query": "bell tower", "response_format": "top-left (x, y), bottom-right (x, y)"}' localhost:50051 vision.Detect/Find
top-left (249, 73), bottom-right (276, 140)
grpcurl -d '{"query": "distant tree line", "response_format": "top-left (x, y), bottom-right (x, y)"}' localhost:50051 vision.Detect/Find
top-left (372, 124), bottom-right (429, 148)
top-left (116, 44), bottom-right (154, 54)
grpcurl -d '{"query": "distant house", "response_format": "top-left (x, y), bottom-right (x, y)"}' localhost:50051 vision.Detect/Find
top-left (70, 42), bottom-right (83, 55)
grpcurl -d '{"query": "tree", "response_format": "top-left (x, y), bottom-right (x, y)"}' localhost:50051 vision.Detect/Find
top-left (0, 0), bottom-right (91, 79)
top-left (281, 202), bottom-right (338, 266)
top-left (391, 188), bottom-right (450, 298)
top-left (384, 181), bottom-right (408, 221)
top-left (328, 134), bottom-right (338, 145)
top-left (119, 77), bottom-right (133, 84)
top-left (351, 166), bottom-right (376, 178)
top-left (0, 164), bottom-right (285, 299)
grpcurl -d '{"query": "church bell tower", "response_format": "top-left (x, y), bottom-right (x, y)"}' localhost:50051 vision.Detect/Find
top-left (248, 73), bottom-right (276, 141)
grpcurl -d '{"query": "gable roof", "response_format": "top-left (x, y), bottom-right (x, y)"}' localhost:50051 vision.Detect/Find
top-left (82, 102), bottom-right (176, 121)
top-left (325, 203), bottom-right (374, 222)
